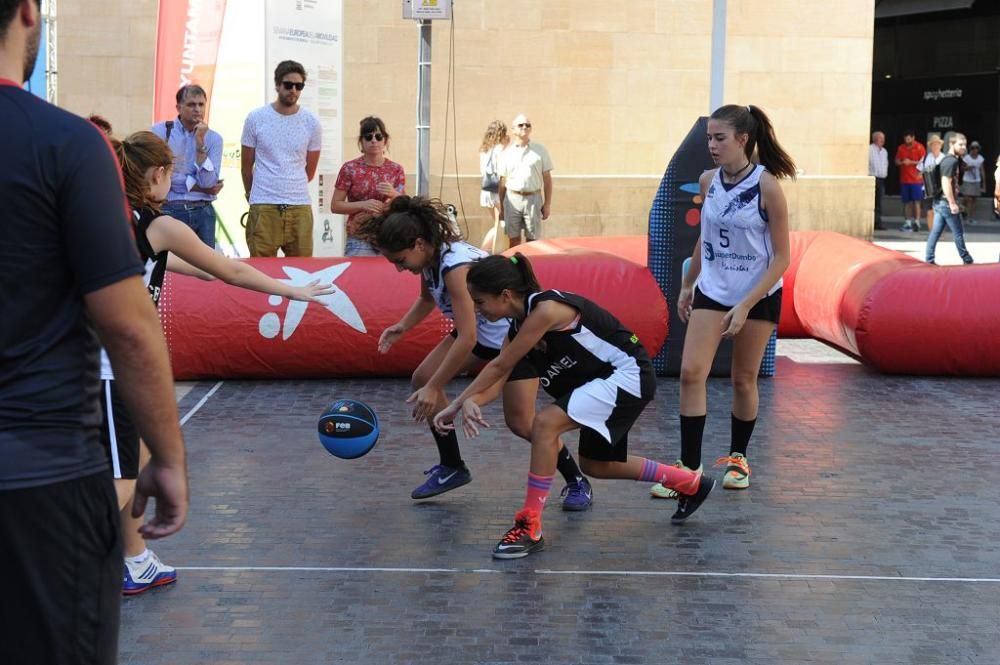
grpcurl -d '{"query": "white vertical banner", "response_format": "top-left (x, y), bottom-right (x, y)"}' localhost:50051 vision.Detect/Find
top-left (265, 0), bottom-right (344, 257)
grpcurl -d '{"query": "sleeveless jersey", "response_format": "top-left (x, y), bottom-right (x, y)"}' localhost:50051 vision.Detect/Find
top-left (424, 241), bottom-right (509, 349)
top-left (99, 208), bottom-right (170, 380)
top-left (697, 164), bottom-right (782, 307)
top-left (510, 290), bottom-right (655, 400)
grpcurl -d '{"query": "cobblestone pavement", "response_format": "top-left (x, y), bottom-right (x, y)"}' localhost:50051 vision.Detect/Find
top-left (122, 341), bottom-right (1000, 664)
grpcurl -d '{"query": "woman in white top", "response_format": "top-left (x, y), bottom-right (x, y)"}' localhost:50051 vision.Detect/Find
top-left (961, 141), bottom-right (986, 224)
top-left (650, 104), bottom-right (795, 499)
top-left (478, 120), bottom-right (510, 253)
top-left (918, 134), bottom-right (945, 232)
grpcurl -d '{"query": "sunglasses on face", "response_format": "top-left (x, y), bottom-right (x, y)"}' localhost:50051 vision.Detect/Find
top-left (363, 133), bottom-right (385, 142)
top-left (281, 81), bottom-right (305, 91)
top-left (517, 122), bottom-right (532, 128)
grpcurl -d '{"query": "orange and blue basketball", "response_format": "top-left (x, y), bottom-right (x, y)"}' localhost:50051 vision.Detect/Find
top-left (318, 399), bottom-right (379, 459)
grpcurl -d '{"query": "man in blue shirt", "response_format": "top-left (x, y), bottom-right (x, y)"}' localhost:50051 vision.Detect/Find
top-left (152, 83), bottom-right (224, 247)
top-left (0, 2), bottom-right (188, 662)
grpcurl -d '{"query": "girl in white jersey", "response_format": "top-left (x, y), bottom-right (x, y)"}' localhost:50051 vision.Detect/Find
top-left (105, 130), bottom-right (332, 594)
top-left (356, 196), bottom-right (593, 509)
top-left (650, 104), bottom-right (795, 499)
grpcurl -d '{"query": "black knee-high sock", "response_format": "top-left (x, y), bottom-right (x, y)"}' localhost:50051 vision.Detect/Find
top-left (430, 422), bottom-right (463, 468)
top-left (680, 414), bottom-right (706, 470)
top-left (556, 445), bottom-right (583, 484)
top-left (730, 413), bottom-right (757, 457)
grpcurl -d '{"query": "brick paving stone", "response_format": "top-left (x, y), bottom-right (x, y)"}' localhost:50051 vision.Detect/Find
top-left (119, 343), bottom-right (1000, 664)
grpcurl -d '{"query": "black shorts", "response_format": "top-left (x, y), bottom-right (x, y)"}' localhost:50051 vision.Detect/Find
top-left (554, 380), bottom-right (650, 463)
top-left (692, 286), bottom-right (782, 324)
top-left (99, 379), bottom-right (140, 480)
top-left (0, 472), bottom-right (121, 665)
top-left (452, 329), bottom-right (538, 382)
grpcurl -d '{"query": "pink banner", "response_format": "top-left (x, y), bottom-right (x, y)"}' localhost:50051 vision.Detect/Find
top-left (153, 0), bottom-right (228, 123)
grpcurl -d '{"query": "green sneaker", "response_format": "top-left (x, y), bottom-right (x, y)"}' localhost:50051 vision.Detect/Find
top-left (716, 453), bottom-right (751, 489)
top-left (649, 460), bottom-right (702, 499)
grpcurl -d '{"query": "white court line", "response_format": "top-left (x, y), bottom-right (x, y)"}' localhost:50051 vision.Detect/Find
top-left (175, 565), bottom-right (1000, 583)
top-left (179, 381), bottom-right (224, 427)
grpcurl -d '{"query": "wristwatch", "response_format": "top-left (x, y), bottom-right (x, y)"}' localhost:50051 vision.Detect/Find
top-left (196, 145), bottom-right (209, 154)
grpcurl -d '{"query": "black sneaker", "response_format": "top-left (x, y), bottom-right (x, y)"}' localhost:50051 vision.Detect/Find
top-left (671, 474), bottom-right (715, 523)
top-left (492, 510), bottom-right (544, 559)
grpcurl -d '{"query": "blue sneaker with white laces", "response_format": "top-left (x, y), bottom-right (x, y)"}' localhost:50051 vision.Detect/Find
top-left (560, 477), bottom-right (593, 511)
top-left (122, 550), bottom-right (177, 596)
top-left (410, 463), bottom-right (472, 500)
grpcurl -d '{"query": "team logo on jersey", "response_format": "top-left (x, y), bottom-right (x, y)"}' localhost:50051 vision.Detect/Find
top-left (257, 263), bottom-right (366, 341)
top-left (721, 184), bottom-right (760, 218)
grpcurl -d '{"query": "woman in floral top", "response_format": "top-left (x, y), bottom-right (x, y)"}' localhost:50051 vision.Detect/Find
top-left (332, 116), bottom-right (406, 256)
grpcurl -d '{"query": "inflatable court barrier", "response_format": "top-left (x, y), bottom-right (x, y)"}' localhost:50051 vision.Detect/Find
top-left (160, 252), bottom-right (669, 380)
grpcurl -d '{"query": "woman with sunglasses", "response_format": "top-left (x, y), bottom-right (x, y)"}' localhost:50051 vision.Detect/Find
top-left (331, 116), bottom-right (406, 256)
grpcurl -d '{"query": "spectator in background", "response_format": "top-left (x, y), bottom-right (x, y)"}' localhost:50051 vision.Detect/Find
top-left (498, 113), bottom-right (553, 247)
top-left (994, 155), bottom-right (1000, 220)
top-left (895, 129), bottom-right (926, 232)
top-left (868, 131), bottom-right (888, 231)
top-left (0, 3), bottom-right (188, 663)
top-left (479, 120), bottom-right (510, 252)
top-left (152, 84), bottom-right (224, 248)
top-left (960, 140), bottom-right (985, 225)
top-left (331, 116), bottom-right (405, 256)
top-left (241, 60), bottom-right (322, 257)
top-left (925, 133), bottom-right (974, 265)
top-left (918, 134), bottom-right (945, 233)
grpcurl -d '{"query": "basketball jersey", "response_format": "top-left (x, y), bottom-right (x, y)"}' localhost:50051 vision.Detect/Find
top-left (697, 165), bottom-right (782, 307)
top-left (99, 208), bottom-right (170, 380)
top-left (423, 241), bottom-right (509, 349)
top-left (510, 290), bottom-right (655, 400)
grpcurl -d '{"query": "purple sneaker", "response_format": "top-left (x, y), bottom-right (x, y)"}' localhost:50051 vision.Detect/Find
top-left (560, 477), bottom-right (593, 511)
top-left (411, 464), bottom-right (472, 500)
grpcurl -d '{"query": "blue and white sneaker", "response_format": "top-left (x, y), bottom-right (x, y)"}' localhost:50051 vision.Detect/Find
top-left (122, 550), bottom-right (177, 596)
top-left (410, 464), bottom-right (472, 500)
top-left (560, 477), bottom-right (593, 511)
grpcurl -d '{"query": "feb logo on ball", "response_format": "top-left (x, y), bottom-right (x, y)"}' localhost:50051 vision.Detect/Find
top-left (317, 399), bottom-right (379, 459)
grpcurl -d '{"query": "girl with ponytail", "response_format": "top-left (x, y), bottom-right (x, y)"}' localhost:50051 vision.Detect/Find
top-left (433, 253), bottom-right (715, 559)
top-left (99, 128), bottom-right (332, 595)
top-left (356, 196), bottom-right (594, 509)
top-left (649, 103), bottom-right (793, 500)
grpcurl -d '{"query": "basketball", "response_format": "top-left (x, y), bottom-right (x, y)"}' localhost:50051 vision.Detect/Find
top-left (317, 399), bottom-right (380, 459)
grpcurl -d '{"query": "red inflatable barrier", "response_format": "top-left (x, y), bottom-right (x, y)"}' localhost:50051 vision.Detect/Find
top-left (160, 252), bottom-right (668, 380)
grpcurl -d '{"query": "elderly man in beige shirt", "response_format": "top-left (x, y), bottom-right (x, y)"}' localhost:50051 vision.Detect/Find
top-left (498, 113), bottom-right (553, 246)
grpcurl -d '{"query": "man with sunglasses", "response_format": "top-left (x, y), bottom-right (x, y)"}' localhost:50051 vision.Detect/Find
top-left (241, 59), bottom-right (323, 257)
top-left (497, 113), bottom-right (553, 246)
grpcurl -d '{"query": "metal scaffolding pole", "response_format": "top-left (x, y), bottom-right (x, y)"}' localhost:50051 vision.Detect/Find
top-left (415, 19), bottom-right (431, 196)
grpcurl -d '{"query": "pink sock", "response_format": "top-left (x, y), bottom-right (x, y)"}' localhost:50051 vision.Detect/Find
top-left (637, 458), bottom-right (700, 495)
top-left (523, 472), bottom-right (554, 513)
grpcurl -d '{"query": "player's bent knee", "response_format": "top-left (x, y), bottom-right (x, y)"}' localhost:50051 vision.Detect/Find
top-left (505, 416), bottom-right (533, 441)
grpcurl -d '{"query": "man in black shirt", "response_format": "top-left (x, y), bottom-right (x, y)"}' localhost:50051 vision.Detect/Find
top-left (0, 2), bottom-right (189, 663)
top-left (925, 132), bottom-right (975, 265)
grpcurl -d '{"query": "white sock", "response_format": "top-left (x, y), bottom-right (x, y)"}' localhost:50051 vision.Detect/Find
top-left (125, 548), bottom-right (151, 565)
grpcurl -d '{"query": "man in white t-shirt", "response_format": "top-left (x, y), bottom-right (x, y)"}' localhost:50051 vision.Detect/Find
top-left (498, 113), bottom-right (553, 246)
top-left (868, 131), bottom-right (888, 230)
top-left (241, 60), bottom-right (323, 257)
top-left (960, 140), bottom-right (985, 224)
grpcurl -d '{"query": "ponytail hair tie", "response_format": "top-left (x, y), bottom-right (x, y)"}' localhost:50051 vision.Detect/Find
top-left (510, 256), bottom-right (518, 264)
top-left (746, 105), bottom-right (752, 114)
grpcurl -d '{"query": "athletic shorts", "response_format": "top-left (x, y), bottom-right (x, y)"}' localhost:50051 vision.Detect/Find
top-left (693, 286), bottom-right (782, 325)
top-left (99, 379), bottom-right (140, 480)
top-left (900, 183), bottom-right (924, 203)
top-left (450, 329), bottom-right (537, 381)
top-left (0, 472), bottom-right (121, 665)
top-left (553, 378), bottom-right (650, 463)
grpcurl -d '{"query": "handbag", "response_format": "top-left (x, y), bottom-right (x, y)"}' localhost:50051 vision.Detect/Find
top-left (481, 149), bottom-right (500, 192)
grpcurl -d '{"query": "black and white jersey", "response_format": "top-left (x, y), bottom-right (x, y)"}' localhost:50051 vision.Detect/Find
top-left (99, 208), bottom-right (169, 380)
top-left (424, 241), bottom-right (509, 349)
top-left (698, 164), bottom-right (782, 307)
top-left (510, 290), bottom-right (655, 400)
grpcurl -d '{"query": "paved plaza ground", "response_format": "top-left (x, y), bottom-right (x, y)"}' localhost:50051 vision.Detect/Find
top-left (123, 338), bottom-right (1000, 665)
